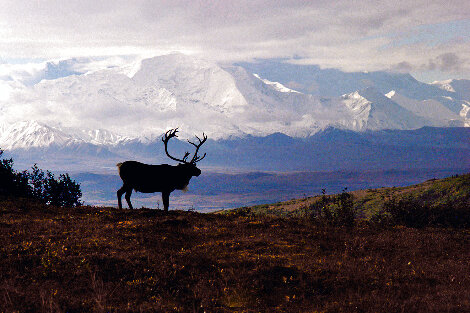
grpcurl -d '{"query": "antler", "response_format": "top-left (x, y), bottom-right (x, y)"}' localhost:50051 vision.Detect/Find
top-left (162, 128), bottom-right (207, 164)
top-left (162, 128), bottom-right (189, 163)
top-left (188, 133), bottom-right (207, 163)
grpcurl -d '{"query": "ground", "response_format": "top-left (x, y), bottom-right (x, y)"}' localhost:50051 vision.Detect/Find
top-left (1, 200), bottom-right (469, 312)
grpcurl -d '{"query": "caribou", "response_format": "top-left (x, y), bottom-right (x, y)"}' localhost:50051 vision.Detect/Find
top-left (117, 128), bottom-right (207, 211)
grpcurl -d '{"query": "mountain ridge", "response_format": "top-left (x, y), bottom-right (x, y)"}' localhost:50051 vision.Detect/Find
top-left (3, 126), bottom-right (467, 173)
top-left (0, 53), bottom-right (468, 148)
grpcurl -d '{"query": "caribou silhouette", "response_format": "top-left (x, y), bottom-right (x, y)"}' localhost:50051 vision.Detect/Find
top-left (117, 128), bottom-right (207, 211)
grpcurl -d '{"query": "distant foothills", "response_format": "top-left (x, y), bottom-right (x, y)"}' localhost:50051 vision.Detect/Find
top-left (2, 125), bottom-right (468, 210)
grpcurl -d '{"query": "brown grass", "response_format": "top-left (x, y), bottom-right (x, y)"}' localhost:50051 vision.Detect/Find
top-left (1, 199), bottom-right (470, 312)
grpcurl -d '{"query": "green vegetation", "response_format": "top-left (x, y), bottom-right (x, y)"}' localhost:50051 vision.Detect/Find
top-left (0, 149), bottom-right (82, 207)
top-left (227, 174), bottom-right (470, 225)
top-left (0, 171), bottom-right (469, 312)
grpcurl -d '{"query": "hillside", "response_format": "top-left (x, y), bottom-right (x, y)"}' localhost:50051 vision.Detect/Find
top-left (226, 173), bottom-right (470, 219)
top-left (1, 199), bottom-right (470, 312)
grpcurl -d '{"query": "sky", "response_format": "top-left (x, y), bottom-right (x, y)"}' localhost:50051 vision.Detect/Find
top-left (0, 0), bottom-right (469, 82)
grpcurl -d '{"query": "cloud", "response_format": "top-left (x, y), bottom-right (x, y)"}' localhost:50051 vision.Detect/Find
top-left (0, 1), bottom-right (470, 78)
top-left (392, 61), bottom-right (414, 73)
top-left (426, 53), bottom-right (467, 72)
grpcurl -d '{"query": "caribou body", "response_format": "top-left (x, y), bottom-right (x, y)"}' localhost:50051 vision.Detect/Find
top-left (117, 128), bottom-right (207, 211)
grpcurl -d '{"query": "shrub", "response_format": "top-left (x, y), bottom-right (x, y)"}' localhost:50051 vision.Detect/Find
top-left (384, 197), bottom-right (429, 228)
top-left (0, 149), bottom-right (82, 207)
top-left (309, 189), bottom-right (356, 227)
top-left (383, 196), bottom-right (470, 228)
top-left (43, 172), bottom-right (82, 207)
top-left (227, 207), bottom-right (253, 217)
top-left (369, 209), bottom-right (392, 227)
top-left (0, 151), bottom-right (30, 197)
top-left (28, 163), bottom-right (46, 202)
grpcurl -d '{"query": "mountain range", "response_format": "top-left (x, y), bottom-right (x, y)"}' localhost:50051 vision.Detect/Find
top-left (0, 53), bottom-right (469, 172)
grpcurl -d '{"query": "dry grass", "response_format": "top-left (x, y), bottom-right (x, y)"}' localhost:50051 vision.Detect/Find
top-left (1, 198), bottom-right (470, 312)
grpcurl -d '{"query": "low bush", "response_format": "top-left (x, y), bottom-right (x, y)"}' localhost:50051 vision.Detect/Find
top-left (309, 189), bottom-right (356, 227)
top-left (0, 149), bottom-right (82, 207)
top-left (382, 196), bottom-right (470, 228)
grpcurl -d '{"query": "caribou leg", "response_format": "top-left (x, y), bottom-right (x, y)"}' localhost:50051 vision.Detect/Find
top-left (162, 191), bottom-right (170, 212)
top-left (117, 185), bottom-right (126, 209)
top-left (125, 189), bottom-right (134, 210)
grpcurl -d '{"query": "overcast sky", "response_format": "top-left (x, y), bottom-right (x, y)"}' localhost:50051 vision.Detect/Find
top-left (1, 0), bottom-right (469, 82)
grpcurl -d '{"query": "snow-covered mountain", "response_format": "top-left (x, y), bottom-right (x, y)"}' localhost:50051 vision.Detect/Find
top-left (430, 79), bottom-right (470, 126)
top-left (0, 53), bottom-right (468, 152)
top-left (334, 88), bottom-right (426, 131)
top-left (0, 121), bottom-right (77, 150)
top-left (0, 120), bottom-right (134, 150)
top-left (75, 129), bottom-right (131, 146)
top-left (432, 79), bottom-right (470, 100)
top-left (237, 59), bottom-right (457, 100)
top-left (385, 90), bottom-right (464, 127)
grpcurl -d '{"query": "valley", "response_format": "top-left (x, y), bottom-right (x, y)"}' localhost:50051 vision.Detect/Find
top-left (75, 168), bottom-right (467, 211)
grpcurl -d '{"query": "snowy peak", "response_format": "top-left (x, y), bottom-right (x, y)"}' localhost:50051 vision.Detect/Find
top-left (237, 59), bottom-right (452, 100)
top-left (385, 90), bottom-right (396, 98)
top-left (432, 79), bottom-right (470, 101)
top-left (0, 121), bottom-right (133, 150)
top-left (360, 87), bottom-right (427, 130)
top-left (253, 74), bottom-right (301, 93)
top-left (339, 91), bottom-right (372, 130)
top-left (0, 121), bottom-right (76, 149)
top-left (459, 103), bottom-right (470, 127)
top-left (132, 53), bottom-right (248, 113)
top-left (337, 88), bottom-right (428, 131)
top-left (431, 79), bottom-right (456, 92)
top-left (0, 53), bottom-right (468, 151)
top-left (74, 129), bottom-right (132, 146)
top-left (385, 90), bottom-right (464, 127)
